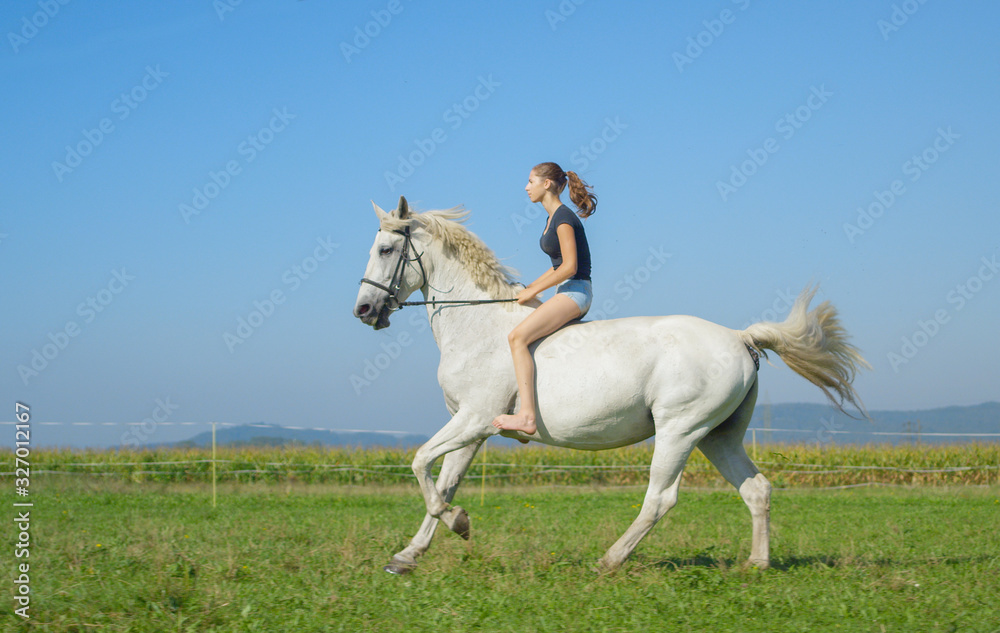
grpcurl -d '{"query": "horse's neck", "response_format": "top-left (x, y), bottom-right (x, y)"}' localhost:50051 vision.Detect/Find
top-left (419, 245), bottom-right (520, 355)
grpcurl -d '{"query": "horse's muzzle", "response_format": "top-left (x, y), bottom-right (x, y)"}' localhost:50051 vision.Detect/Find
top-left (355, 302), bottom-right (392, 330)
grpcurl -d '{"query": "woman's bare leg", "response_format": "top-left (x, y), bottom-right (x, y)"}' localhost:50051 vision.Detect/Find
top-left (492, 294), bottom-right (581, 434)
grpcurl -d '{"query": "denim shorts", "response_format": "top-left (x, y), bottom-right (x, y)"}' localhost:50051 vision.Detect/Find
top-left (556, 279), bottom-right (593, 316)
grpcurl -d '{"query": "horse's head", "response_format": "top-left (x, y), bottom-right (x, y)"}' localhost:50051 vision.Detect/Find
top-left (354, 196), bottom-right (427, 330)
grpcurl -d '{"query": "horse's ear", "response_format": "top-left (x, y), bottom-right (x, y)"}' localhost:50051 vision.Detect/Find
top-left (397, 196), bottom-right (410, 220)
top-left (371, 200), bottom-right (389, 223)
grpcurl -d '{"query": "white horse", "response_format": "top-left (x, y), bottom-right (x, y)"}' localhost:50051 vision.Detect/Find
top-left (353, 197), bottom-right (869, 574)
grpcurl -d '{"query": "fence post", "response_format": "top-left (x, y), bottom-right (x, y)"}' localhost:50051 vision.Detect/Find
top-left (212, 422), bottom-right (217, 508)
top-left (480, 438), bottom-right (487, 507)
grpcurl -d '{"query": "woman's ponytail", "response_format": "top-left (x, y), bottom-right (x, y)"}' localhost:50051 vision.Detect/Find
top-left (532, 162), bottom-right (598, 218)
top-left (565, 170), bottom-right (598, 218)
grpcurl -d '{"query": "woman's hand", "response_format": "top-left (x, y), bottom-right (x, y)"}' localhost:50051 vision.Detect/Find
top-left (516, 286), bottom-right (539, 305)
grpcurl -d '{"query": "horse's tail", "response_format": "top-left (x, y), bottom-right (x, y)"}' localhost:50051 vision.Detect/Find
top-left (738, 286), bottom-right (871, 418)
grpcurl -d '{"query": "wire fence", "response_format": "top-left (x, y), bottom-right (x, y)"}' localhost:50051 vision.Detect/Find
top-left (4, 420), bottom-right (998, 437)
top-left (6, 445), bottom-right (999, 491)
top-left (5, 421), bottom-right (998, 492)
top-left (11, 461), bottom-right (997, 481)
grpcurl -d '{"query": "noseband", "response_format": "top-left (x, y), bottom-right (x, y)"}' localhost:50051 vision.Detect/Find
top-left (359, 225), bottom-right (516, 310)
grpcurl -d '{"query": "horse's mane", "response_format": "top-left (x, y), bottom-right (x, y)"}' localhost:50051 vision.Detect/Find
top-left (379, 207), bottom-right (522, 300)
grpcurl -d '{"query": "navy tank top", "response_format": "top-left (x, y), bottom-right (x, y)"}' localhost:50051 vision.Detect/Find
top-left (539, 205), bottom-right (591, 281)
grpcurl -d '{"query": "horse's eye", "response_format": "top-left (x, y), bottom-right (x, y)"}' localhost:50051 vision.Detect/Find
top-left (379, 246), bottom-right (393, 256)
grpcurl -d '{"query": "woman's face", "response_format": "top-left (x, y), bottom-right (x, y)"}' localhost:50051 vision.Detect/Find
top-left (525, 170), bottom-right (549, 203)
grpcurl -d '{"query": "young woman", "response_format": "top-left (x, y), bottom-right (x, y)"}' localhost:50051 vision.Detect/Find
top-left (492, 162), bottom-right (597, 436)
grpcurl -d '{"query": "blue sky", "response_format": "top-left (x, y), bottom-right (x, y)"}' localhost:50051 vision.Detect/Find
top-left (2, 1), bottom-right (998, 448)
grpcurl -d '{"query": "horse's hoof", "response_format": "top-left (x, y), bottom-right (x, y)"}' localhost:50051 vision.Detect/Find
top-left (384, 558), bottom-right (416, 575)
top-left (444, 506), bottom-right (471, 540)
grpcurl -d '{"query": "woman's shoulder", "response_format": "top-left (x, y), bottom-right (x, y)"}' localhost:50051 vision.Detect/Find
top-left (554, 204), bottom-right (582, 225)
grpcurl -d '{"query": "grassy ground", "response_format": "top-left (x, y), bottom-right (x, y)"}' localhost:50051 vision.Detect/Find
top-left (3, 479), bottom-right (999, 632)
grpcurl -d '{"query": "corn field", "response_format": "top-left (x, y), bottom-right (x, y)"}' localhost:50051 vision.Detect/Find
top-left (18, 442), bottom-right (1000, 488)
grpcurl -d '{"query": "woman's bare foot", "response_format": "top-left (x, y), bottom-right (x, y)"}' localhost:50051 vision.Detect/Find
top-left (491, 411), bottom-right (537, 435)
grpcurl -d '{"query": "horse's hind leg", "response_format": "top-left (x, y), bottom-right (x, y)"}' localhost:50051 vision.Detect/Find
top-left (386, 440), bottom-right (483, 574)
top-left (597, 423), bottom-right (708, 572)
top-left (697, 379), bottom-right (771, 568)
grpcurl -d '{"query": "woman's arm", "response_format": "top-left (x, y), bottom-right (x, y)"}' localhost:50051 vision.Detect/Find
top-left (517, 223), bottom-right (578, 303)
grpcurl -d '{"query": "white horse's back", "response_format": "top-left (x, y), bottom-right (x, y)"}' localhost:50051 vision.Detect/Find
top-left (526, 315), bottom-right (758, 449)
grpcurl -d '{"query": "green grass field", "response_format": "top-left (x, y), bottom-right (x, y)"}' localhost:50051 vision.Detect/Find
top-left (4, 476), bottom-right (999, 632)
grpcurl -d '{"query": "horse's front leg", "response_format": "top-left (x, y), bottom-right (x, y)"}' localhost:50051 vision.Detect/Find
top-left (411, 411), bottom-right (491, 539)
top-left (386, 440), bottom-right (483, 574)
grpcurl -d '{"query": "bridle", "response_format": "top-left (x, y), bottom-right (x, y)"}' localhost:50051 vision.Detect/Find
top-left (359, 226), bottom-right (424, 311)
top-left (359, 225), bottom-right (517, 311)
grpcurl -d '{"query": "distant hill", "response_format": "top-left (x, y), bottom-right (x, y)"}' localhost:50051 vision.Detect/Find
top-left (747, 401), bottom-right (1000, 444)
top-left (168, 423), bottom-right (428, 449)
top-left (164, 402), bottom-right (998, 449)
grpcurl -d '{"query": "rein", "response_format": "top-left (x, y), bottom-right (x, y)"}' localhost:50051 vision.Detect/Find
top-left (400, 297), bottom-right (519, 308)
top-left (359, 226), bottom-right (518, 311)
